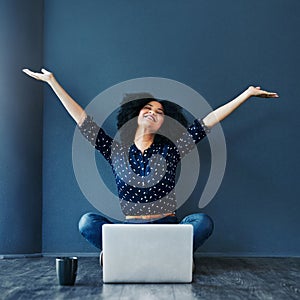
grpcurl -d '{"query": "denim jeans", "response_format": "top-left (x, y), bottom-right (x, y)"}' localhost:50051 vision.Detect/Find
top-left (78, 212), bottom-right (214, 252)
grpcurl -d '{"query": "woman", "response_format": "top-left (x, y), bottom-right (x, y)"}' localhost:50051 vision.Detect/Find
top-left (22, 68), bottom-right (278, 254)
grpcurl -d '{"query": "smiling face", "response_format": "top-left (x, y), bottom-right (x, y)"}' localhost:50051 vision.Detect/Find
top-left (137, 101), bottom-right (165, 133)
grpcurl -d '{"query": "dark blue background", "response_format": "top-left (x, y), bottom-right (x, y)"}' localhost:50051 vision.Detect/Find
top-left (0, 0), bottom-right (43, 255)
top-left (1, 0), bottom-right (299, 256)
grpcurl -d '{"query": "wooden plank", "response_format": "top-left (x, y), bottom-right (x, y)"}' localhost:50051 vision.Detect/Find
top-left (0, 256), bottom-right (299, 299)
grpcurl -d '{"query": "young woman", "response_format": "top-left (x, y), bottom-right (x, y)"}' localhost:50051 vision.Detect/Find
top-left (23, 68), bottom-right (278, 253)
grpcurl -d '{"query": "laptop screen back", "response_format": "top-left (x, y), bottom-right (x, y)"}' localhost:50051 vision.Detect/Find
top-left (102, 224), bottom-right (193, 283)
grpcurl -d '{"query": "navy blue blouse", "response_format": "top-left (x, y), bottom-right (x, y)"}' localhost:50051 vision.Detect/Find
top-left (79, 116), bottom-right (208, 216)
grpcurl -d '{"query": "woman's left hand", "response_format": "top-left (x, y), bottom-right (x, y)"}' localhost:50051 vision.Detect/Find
top-left (202, 85), bottom-right (279, 129)
top-left (247, 86), bottom-right (279, 98)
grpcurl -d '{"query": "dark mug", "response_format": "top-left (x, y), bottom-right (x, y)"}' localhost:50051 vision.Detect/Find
top-left (56, 257), bottom-right (78, 286)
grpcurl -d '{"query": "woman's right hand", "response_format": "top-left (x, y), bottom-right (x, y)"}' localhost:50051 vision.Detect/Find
top-left (22, 68), bottom-right (54, 83)
top-left (23, 67), bottom-right (86, 125)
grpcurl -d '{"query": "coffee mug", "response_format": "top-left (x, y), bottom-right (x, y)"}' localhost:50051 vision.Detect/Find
top-left (56, 257), bottom-right (78, 286)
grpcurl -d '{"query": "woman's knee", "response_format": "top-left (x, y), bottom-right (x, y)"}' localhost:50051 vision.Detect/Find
top-left (183, 213), bottom-right (214, 236)
top-left (78, 212), bottom-right (97, 234)
top-left (202, 213), bottom-right (214, 236)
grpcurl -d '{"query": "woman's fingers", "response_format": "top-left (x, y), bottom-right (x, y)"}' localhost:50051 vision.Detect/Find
top-left (260, 90), bottom-right (279, 98)
top-left (22, 68), bottom-right (40, 79)
top-left (41, 68), bottom-right (50, 74)
top-left (22, 68), bottom-right (32, 76)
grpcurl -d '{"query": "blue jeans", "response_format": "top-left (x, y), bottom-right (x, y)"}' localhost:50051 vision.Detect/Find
top-left (78, 212), bottom-right (214, 252)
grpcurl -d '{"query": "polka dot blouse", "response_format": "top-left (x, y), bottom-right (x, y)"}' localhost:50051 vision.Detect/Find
top-left (79, 116), bottom-right (209, 216)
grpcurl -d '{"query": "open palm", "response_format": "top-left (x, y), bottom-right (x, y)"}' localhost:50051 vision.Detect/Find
top-left (22, 68), bottom-right (53, 83)
top-left (248, 86), bottom-right (279, 98)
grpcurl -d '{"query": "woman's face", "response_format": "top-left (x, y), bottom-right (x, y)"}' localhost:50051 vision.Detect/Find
top-left (137, 101), bottom-right (165, 132)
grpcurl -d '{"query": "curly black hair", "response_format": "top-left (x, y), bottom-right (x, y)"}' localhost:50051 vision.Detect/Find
top-left (117, 95), bottom-right (188, 145)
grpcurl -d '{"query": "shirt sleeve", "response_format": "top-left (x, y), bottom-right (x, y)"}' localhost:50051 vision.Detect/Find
top-left (188, 118), bottom-right (210, 142)
top-left (78, 115), bottom-right (113, 162)
top-left (175, 118), bottom-right (209, 159)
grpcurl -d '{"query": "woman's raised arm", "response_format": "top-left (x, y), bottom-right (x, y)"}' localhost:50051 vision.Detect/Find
top-left (202, 86), bottom-right (279, 129)
top-left (22, 68), bottom-right (87, 126)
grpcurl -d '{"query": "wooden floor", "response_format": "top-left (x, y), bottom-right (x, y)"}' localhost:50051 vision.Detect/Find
top-left (0, 256), bottom-right (299, 299)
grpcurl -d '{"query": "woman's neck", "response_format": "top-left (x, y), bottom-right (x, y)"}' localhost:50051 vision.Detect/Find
top-left (134, 127), bottom-right (155, 153)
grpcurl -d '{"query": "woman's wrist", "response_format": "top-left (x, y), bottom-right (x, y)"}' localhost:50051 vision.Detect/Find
top-left (47, 74), bottom-right (56, 86)
top-left (245, 87), bottom-right (255, 98)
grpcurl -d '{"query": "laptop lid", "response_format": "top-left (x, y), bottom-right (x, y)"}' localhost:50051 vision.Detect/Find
top-left (102, 224), bottom-right (193, 283)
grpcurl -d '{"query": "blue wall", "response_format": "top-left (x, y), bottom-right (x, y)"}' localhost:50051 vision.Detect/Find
top-left (42, 0), bottom-right (300, 256)
top-left (0, 0), bottom-right (44, 254)
top-left (2, 0), bottom-right (298, 256)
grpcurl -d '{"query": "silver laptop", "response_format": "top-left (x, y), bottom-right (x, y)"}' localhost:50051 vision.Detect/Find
top-left (102, 224), bottom-right (193, 283)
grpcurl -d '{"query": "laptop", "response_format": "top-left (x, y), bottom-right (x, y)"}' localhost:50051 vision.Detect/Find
top-left (102, 224), bottom-right (193, 283)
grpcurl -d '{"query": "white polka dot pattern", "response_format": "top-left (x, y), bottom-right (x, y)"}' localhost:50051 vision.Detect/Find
top-left (79, 115), bottom-right (207, 216)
